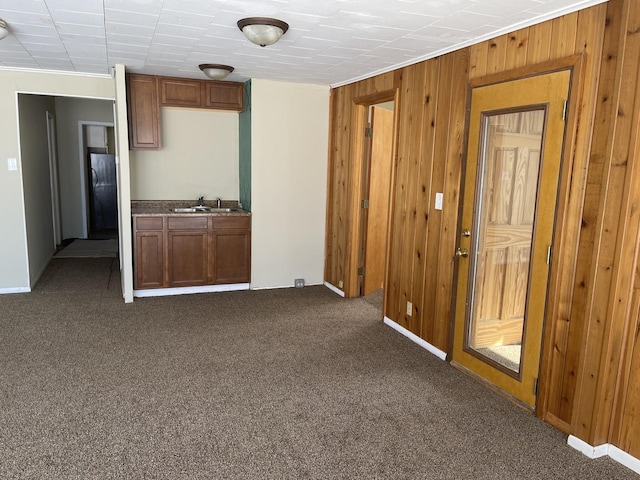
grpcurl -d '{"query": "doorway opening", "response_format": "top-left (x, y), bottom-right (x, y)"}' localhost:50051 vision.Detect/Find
top-left (81, 123), bottom-right (118, 240)
top-left (356, 97), bottom-right (397, 313)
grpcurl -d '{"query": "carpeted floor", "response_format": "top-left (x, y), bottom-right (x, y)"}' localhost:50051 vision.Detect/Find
top-left (53, 239), bottom-right (118, 259)
top-left (0, 259), bottom-right (636, 479)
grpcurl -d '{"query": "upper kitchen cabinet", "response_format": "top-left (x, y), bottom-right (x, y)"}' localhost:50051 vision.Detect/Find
top-left (127, 74), bottom-right (161, 150)
top-left (160, 77), bottom-right (202, 108)
top-left (160, 76), bottom-right (244, 111)
top-left (203, 81), bottom-right (244, 111)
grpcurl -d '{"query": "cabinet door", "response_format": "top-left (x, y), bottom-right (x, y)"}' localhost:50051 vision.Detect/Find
top-left (203, 81), bottom-right (244, 111)
top-left (168, 231), bottom-right (209, 287)
top-left (213, 230), bottom-right (251, 284)
top-left (127, 74), bottom-right (161, 149)
top-left (135, 231), bottom-right (164, 289)
top-left (160, 77), bottom-right (202, 107)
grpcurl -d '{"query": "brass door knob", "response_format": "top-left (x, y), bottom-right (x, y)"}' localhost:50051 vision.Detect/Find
top-left (461, 229), bottom-right (471, 237)
top-left (456, 248), bottom-right (469, 258)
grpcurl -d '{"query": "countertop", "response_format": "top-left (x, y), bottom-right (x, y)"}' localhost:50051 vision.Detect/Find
top-left (131, 200), bottom-right (250, 217)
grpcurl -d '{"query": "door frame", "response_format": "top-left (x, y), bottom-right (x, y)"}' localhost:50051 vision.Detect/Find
top-left (345, 90), bottom-right (400, 303)
top-left (451, 55), bottom-right (586, 417)
top-left (46, 110), bottom-right (62, 247)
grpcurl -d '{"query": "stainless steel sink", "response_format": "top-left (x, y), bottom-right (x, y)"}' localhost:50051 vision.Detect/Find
top-left (169, 206), bottom-right (242, 213)
top-left (169, 206), bottom-right (211, 213)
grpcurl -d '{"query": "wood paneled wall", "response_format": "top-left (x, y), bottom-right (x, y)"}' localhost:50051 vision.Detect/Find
top-left (325, 0), bottom-right (640, 459)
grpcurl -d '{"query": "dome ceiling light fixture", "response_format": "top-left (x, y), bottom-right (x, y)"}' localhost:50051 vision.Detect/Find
top-left (199, 64), bottom-right (234, 80)
top-left (237, 17), bottom-right (289, 47)
top-left (0, 18), bottom-right (9, 40)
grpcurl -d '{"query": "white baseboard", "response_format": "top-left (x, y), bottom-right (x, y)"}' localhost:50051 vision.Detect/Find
top-left (567, 435), bottom-right (640, 475)
top-left (250, 282), bottom-right (324, 291)
top-left (0, 286), bottom-right (31, 294)
top-left (324, 282), bottom-right (345, 297)
top-left (609, 445), bottom-right (640, 475)
top-left (383, 316), bottom-right (447, 361)
top-left (134, 283), bottom-right (249, 298)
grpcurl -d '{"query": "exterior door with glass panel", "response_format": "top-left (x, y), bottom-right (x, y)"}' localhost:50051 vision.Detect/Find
top-left (452, 71), bottom-right (570, 408)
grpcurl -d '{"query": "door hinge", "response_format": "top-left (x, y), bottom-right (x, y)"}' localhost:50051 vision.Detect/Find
top-left (358, 267), bottom-right (366, 276)
top-left (546, 245), bottom-right (552, 265)
top-left (364, 127), bottom-right (373, 137)
top-left (534, 378), bottom-right (539, 396)
top-left (362, 199), bottom-right (369, 209)
top-left (562, 100), bottom-right (568, 121)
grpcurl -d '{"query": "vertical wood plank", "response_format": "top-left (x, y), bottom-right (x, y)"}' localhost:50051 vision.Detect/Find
top-left (486, 35), bottom-right (507, 74)
top-left (504, 27), bottom-right (530, 70)
top-left (550, 13), bottom-right (579, 60)
top-left (526, 20), bottom-right (553, 64)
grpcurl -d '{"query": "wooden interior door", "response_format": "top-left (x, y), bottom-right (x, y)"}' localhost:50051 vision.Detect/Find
top-left (452, 71), bottom-right (570, 408)
top-left (362, 106), bottom-right (394, 296)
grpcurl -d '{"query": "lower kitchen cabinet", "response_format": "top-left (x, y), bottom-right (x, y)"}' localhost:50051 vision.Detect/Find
top-left (133, 214), bottom-right (251, 290)
top-left (167, 231), bottom-right (209, 287)
top-left (213, 230), bottom-right (251, 283)
top-left (135, 231), bottom-right (164, 289)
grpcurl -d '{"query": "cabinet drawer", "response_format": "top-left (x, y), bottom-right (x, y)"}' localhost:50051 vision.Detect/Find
top-left (135, 216), bottom-right (163, 231)
top-left (213, 216), bottom-right (250, 230)
top-left (167, 216), bottom-right (208, 230)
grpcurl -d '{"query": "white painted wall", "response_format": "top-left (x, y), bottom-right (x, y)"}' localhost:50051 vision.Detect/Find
top-left (54, 97), bottom-right (114, 239)
top-left (130, 108), bottom-right (239, 202)
top-left (18, 94), bottom-right (57, 287)
top-left (0, 69), bottom-right (114, 292)
top-left (250, 79), bottom-right (330, 289)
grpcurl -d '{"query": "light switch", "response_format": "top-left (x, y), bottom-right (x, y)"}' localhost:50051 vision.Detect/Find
top-left (7, 158), bottom-right (17, 171)
top-left (435, 192), bottom-right (443, 210)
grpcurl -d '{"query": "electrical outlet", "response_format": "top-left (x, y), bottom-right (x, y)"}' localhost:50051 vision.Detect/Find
top-left (407, 301), bottom-right (413, 316)
top-left (338, 280), bottom-right (344, 289)
top-left (7, 158), bottom-right (17, 171)
top-left (294, 278), bottom-right (305, 288)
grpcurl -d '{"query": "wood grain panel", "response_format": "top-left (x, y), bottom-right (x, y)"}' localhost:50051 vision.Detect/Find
top-left (573, 0), bottom-right (640, 447)
top-left (433, 48), bottom-right (469, 352)
top-left (386, 62), bottom-right (428, 330)
top-left (412, 60), bottom-right (440, 341)
top-left (539, 3), bottom-right (607, 432)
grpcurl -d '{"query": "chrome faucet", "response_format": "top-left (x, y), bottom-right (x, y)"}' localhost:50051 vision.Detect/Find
top-left (216, 197), bottom-right (222, 208)
top-left (197, 196), bottom-right (204, 206)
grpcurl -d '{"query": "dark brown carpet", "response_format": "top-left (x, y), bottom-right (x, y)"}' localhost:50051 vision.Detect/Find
top-left (0, 259), bottom-right (636, 479)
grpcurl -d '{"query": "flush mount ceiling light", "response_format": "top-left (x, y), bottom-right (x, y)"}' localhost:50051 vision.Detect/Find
top-left (0, 19), bottom-right (9, 40)
top-left (199, 64), bottom-right (234, 80)
top-left (237, 17), bottom-right (289, 47)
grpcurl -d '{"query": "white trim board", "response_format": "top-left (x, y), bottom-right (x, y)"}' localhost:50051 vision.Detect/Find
top-left (134, 283), bottom-right (249, 298)
top-left (568, 435), bottom-right (640, 475)
top-left (383, 316), bottom-right (447, 361)
top-left (250, 282), bottom-right (324, 291)
top-left (324, 281), bottom-right (345, 297)
top-left (0, 287), bottom-right (31, 294)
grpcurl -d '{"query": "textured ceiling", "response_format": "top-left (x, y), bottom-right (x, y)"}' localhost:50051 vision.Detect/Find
top-left (0, 0), bottom-right (605, 86)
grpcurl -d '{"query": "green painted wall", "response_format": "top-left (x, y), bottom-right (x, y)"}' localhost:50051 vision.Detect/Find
top-left (238, 80), bottom-right (252, 211)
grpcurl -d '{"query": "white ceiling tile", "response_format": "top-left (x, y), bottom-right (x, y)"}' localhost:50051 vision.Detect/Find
top-left (0, 0), bottom-right (605, 85)
top-left (104, 9), bottom-right (160, 27)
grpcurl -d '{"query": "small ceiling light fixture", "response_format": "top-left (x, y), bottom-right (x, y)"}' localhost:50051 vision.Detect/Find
top-left (199, 64), bottom-right (234, 80)
top-left (0, 18), bottom-right (9, 40)
top-left (237, 17), bottom-right (289, 47)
